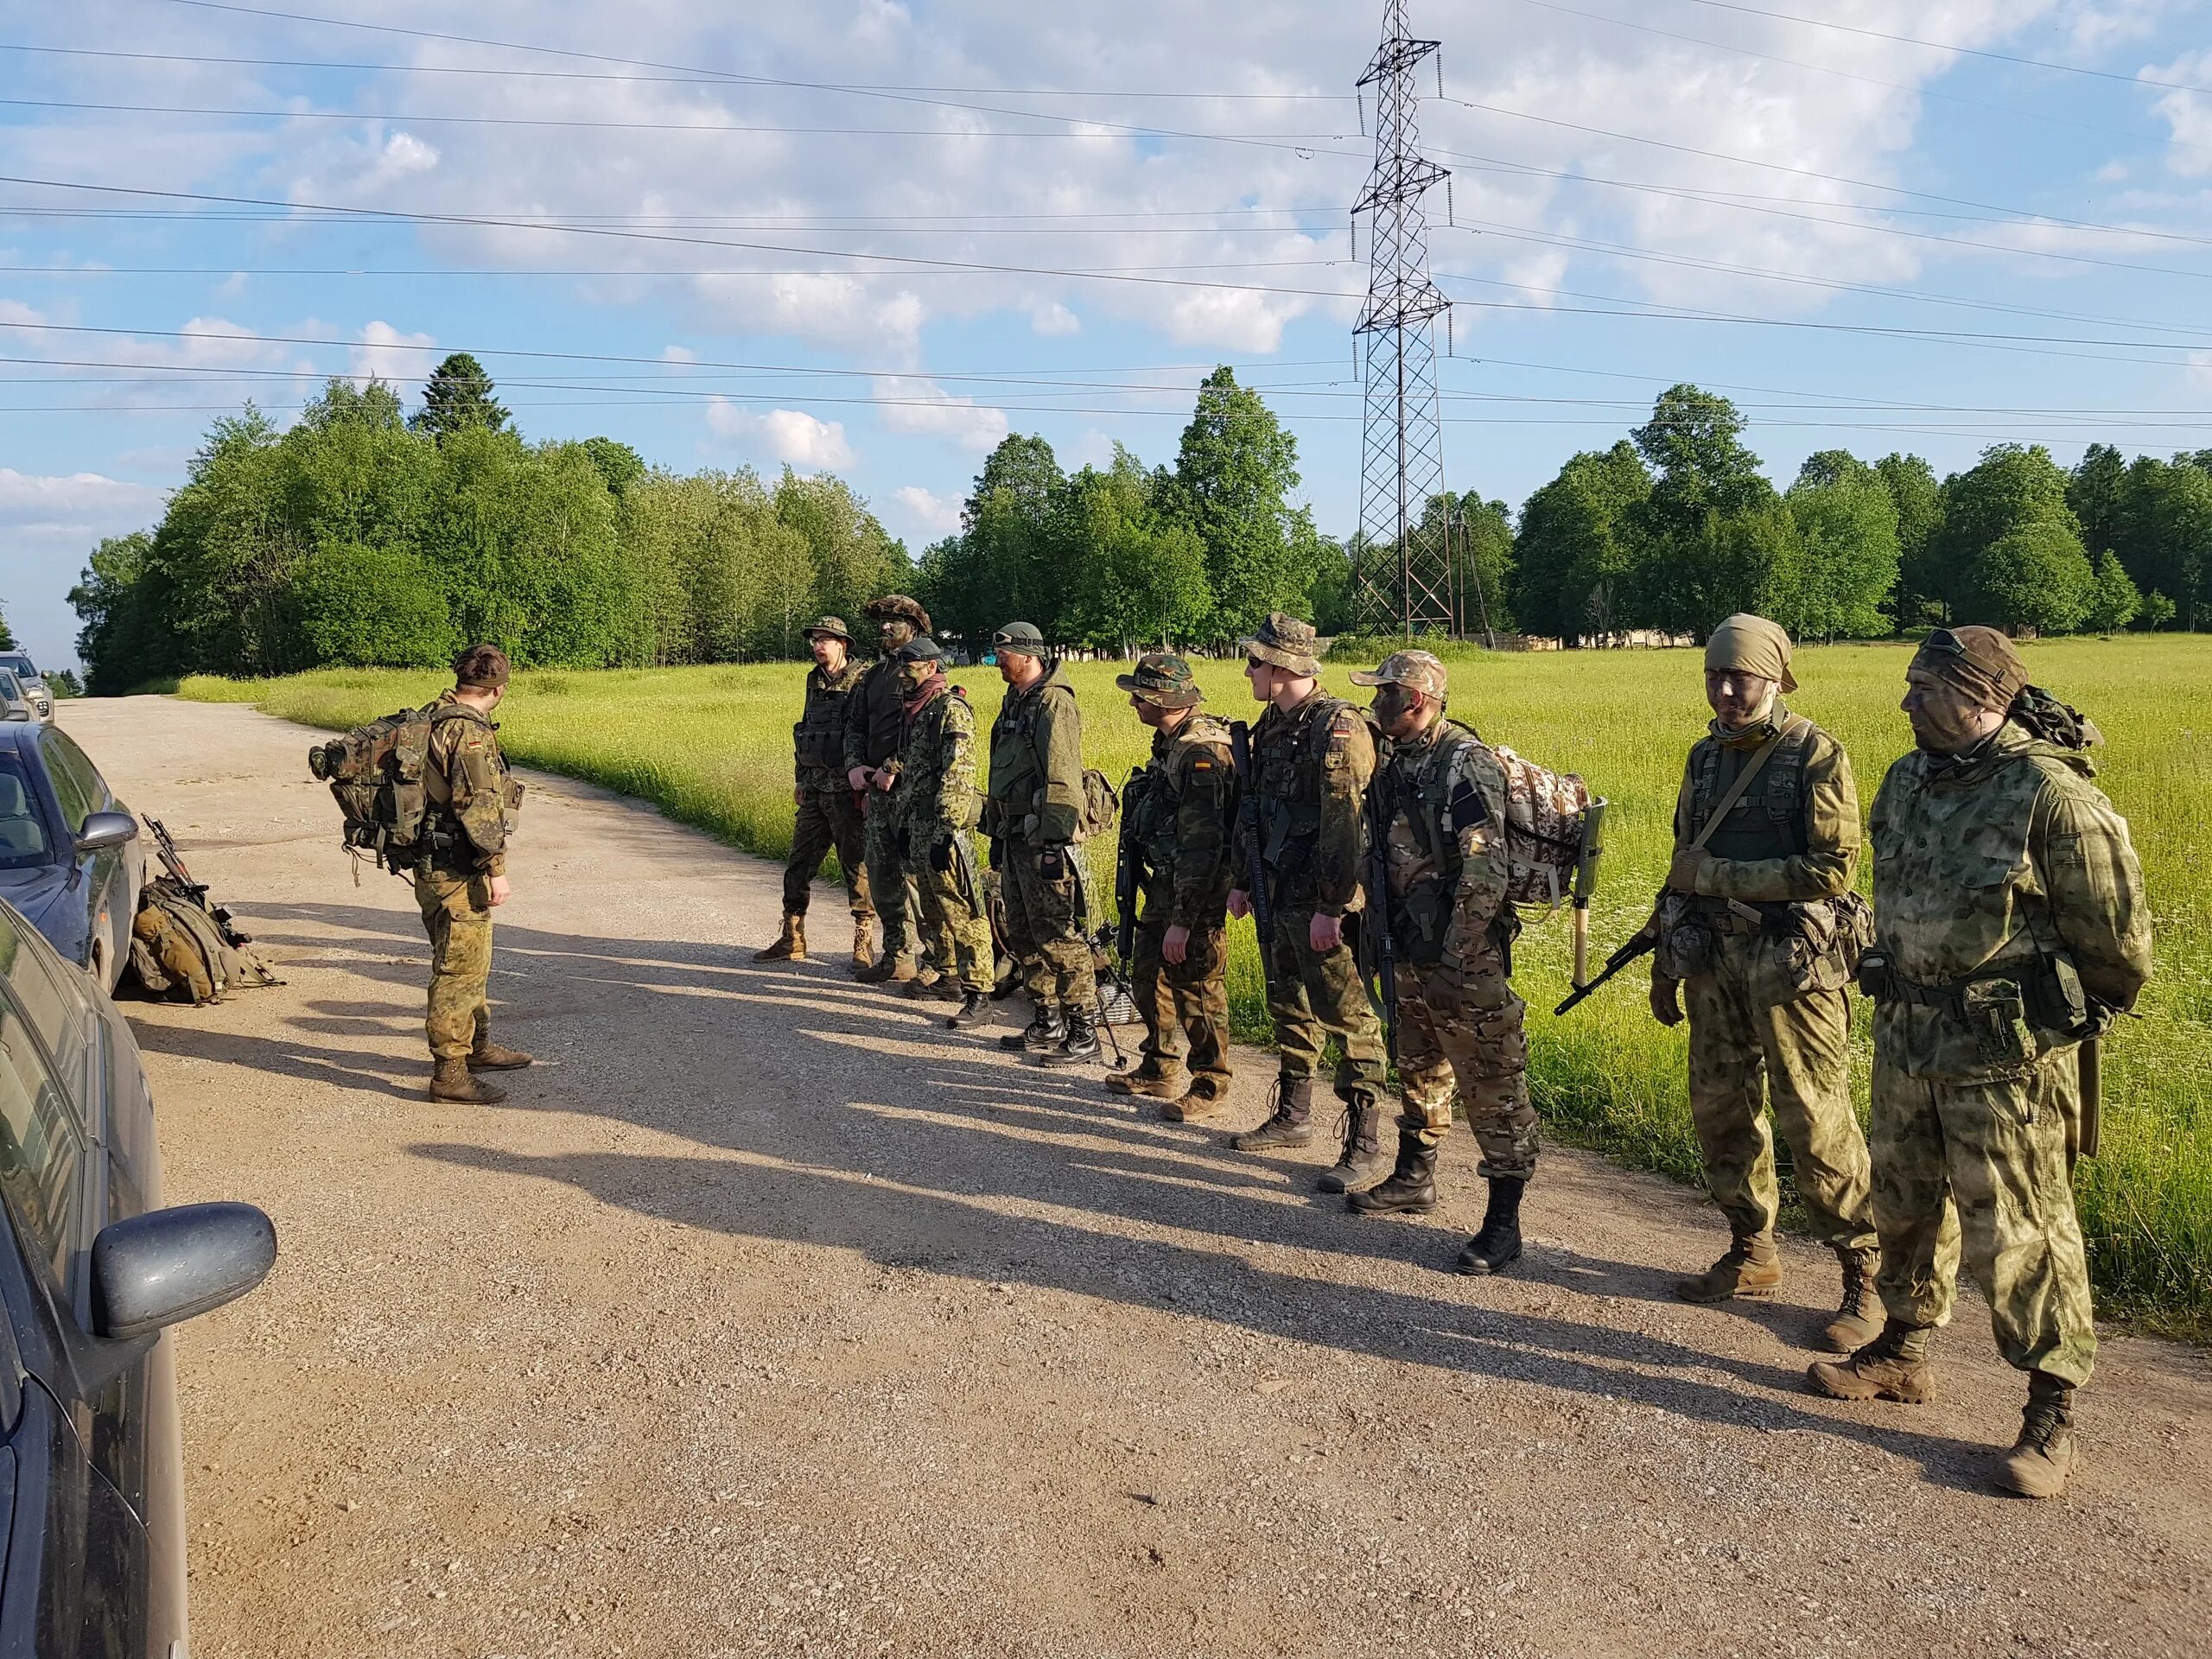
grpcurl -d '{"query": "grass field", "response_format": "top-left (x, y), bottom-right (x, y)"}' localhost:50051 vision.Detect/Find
top-left (177, 636), bottom-right (2212, 1336)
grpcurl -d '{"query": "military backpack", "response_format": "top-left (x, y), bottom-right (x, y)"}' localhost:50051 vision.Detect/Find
top-left (1488, 744), bottom-right (1599, 911)
top-left (308, 703), bottom-right (482, 873)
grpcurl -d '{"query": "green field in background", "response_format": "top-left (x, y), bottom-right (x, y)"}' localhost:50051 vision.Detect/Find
top-left (176, 635), bottom-right (2212, 1335)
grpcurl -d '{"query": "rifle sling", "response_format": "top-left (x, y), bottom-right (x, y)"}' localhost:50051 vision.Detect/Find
top-left (1688, 717), bottom-right (1805, 853)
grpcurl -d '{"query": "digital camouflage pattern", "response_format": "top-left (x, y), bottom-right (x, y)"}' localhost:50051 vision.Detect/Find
top-left (1866, 719), bottom-right (2152, 1388)
top-left (1376, 715), bottom-right (1535, 1173)
top-left (1128, 711), bottom-right (1237, 1085)
top-left (894, 686), bottom-right (992, 994)
top-left (783, 659), bottom-right (873, 921)
top-left (846, 652), bottom-right (917, 963)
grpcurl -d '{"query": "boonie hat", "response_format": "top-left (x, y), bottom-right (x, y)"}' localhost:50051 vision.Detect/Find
top-left (1238, 612), bottom-right (1322, 677)
top-left (803, 615), bottom-right (854, 644)
top-left (1116, 652), bottom-right (1205, 708)
top-left (992, 621), bottom-right (1047, 653)
top-left (1349, 649), bottom-right (1448, 700)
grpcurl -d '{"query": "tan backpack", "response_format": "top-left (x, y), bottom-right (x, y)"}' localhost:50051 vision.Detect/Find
top-left (1490, 745), bottom-right (1598, 911)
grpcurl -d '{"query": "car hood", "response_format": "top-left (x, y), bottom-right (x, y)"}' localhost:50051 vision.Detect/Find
top-left (0, 864), bottom-right (77, 931)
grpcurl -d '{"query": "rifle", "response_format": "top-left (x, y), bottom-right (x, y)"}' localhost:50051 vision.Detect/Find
top-left (1360, 775), bottom-right (1398, 1063)
top-left (1228, 721), bottom-right (1277, 999)
top-left (143, 817), bottom-right (259, 949)
top-left (1115, 766), bottom-right (1147, 967)
top-left (1553, 908), bottom-right (1661, 1018)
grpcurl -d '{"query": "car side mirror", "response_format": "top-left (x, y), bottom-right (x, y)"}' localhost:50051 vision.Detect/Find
top-left (75, 810), bottom-right (139, 854)
top-left (90, 1202), bottom-right (276, 1343)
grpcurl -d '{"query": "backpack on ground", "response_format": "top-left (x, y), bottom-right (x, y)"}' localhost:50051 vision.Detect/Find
top-left (1490, 745), bottom-right (1598, 911)
top-left (308, 705), bottom-right (457, 872)
top-left (127, 874), bottom-right (282, 1005)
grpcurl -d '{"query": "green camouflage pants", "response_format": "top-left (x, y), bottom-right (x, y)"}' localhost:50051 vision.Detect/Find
top-left (1870, 1047), bottom-right (2095, 1388)
top-left (782, 777), bottom-right (872, 921)
top-left (1396, 933), bottom-right (1536, 1177)
top-left (904, 834), bottom-right (992, 994)
top-left (1001, 842), bottom-right (1096, 1012)
top-left (415, 866), bottom-right (493, 1063)
top-left (1132, 916), bottom-right (1231, 1085)
top-left (1264, 906), bottom-right (1388, 1099)
top-left (861, 792), bottom-right (915, 963)
top-left (1684, 937), bottom-right (1875, 1251)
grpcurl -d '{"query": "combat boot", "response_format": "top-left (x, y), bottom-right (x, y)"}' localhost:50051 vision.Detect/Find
top-left (1001, 1007), bottom-right (1066, 1052)
top-left (428, 1058), bottom-right (506, 1105)
top-left (468, 1039), bottom-right (534, 1071)
top-left (906, 971), bottom-right (961, 1003)
top-left (945, 991), bottom-right (992, 1030)
top-left (1163, 1075), bottom-right (1230, 1122)
top-left (1107, 1061), bottom-right (1188, 1100)
top-left (1819, 1247), bottom-right (1883, 1354)
top-left (855, 952), bottom-right (918, 985)
top-left (1348, 1130), bottom-right (1437, 1215)
top-left (1317, 1091), bottom-right (1389, 1194)
top-left (1233, 1078), bottom-right (1315, 1152)
top-left (753, 914), bottom-right (805, 963)
top-left (1674, 1231), bottom-right (1783, 1304)
top-left (1806, 1319), bottom-right (1936, 1404)
top-left (851, 916), bottom-right (875, 970)
top-left (1039, 1008), bottom-right (1101, 1066)
top-left (1997, 1372), bottom-right (2078, 1499)
top-left (1456, 1177), bottom-right (1527, 1274)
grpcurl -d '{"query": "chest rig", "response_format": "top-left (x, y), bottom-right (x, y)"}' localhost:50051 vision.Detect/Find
top-left (1377, 720), bottom-right (1483, 965)
top-left (1688, 717), bottom-right (1814, 866)
top-left (1254, 692), bottom-right (1352, 901)
top-left (794, 664), bottom-right (863, 771)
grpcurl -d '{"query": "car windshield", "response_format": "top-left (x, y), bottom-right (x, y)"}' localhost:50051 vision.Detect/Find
top-left (0, 755), bottom-right (53, 868)
top-left (0, 657), bottom-right (32, 680)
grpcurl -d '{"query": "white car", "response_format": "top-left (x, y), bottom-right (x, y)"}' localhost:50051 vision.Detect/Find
top-left (0, 654), bottom-right (53, 722)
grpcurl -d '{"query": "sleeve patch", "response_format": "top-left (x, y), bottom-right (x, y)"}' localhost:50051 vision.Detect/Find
top-left (1449, 780), bottom-right (1487, 830)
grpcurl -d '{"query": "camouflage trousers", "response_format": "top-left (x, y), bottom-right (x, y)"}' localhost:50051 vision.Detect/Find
top-left (782, 777), bottom-right (871, 922)
top-left (415, 865), bottom-right (494, 1063)
top-left (1263, 906), bottom-right (1388, 1100)
top-left (1870, 1048), bottom-right (2095, 1388)
top-left (1001, 842), bottom-right (1096, 1013)
top-left (1396, 933), bottom-right (1537, 1178)
top-left (903, 833), bottom-right (992, 995)
top-left (1131, 915), bottom-right (1231, 1085)
top-left (1684, 938), bottom-right (1876, 1251)
top-left (861, 791), bottom-right (916, 963)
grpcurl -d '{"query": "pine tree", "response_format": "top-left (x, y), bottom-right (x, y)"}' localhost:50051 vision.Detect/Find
top-left (410, 353), bottom-right (512, 442)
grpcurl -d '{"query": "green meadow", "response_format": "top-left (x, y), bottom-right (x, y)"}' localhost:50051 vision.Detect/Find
top-left (178, 635), bottom-right (2212, 1335)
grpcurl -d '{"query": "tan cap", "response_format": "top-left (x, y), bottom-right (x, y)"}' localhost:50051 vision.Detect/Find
top-left (1704, 613), bottom-right (1797, 694)
top-left (1348, 649), bottom-right (1448, 699)
top-left (1237, 612), bottom-right (1322, 677)
top-left (1911, 625), bottom-right (2028, 713)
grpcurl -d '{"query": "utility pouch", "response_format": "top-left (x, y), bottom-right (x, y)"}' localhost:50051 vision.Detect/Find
top-left (1653, 893), bottom-right (1713, 979)
top-left (1961, 978), bottom-right (2034, 1070)
top-left (1855, 948), bottom-right (1898, 1001)
top-left (2024, 953), bottom-right (2094, 1041)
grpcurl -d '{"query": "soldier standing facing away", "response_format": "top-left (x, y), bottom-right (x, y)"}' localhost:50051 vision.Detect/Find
top-left (1810, 627), bottom-right (2151, 1500)
top-left (889, 638), bottom-right (995, 1030)
top-left (417, 645), bottom-right (530, 1104)
top-left (1227, 613), bottom-right (1389, 1180)
top-left (1656, 614), bottom-right (1882, 1352)
top-left (1344, 650), bottom-right (1536, 1274)
top-left (845, 595), bottom-right (930, 983)
top-left (1109, 653), bottom-right (1237, 1118)
top-left (754, 616), bottom-right (874, 968)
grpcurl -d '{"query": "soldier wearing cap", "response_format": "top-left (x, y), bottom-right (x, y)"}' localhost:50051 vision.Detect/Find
top-left (1654, 613), bottom-right (1882, 1353)
top-left (1228, 612), bottom-right (1389, 1174)
top-left (1109, 653), bottom-right (1238, 1115)
top-left (1810, 626), bottom-right (2150, 1501)
top-left (984, 621), bottom-right (1100, 1065)
top-left (887, 638), bottom-right (995, 1029)
top-left (844, 595), bottom-right (931, 984)
top-left (753, 615), bottom-right (875, 968)
top-left (1344, 649), bottom-right (1537, 1273)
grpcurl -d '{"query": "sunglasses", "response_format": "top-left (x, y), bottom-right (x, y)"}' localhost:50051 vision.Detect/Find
top-left (1243, 657), bottom-right (1268, 672)
top-left (1921, 628), bottom-right (1966, 657)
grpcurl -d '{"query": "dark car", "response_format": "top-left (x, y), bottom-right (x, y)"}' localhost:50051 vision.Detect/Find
top-left (0, 724), bottom-right (144, 995)
top-left (0, 896), bottom-right (275, 1655)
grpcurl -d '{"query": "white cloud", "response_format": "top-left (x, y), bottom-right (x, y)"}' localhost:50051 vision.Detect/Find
top-left (0, 468), bottom-right (166, 530)
top-left (2145, 49), bottom-right (2212, 177)
top-left (893, 484), bottom-right (963, 537)
top-left (351, 320), bottom-right (437, 387)
top-left (1027, 301), bottom-right (1083, 336)
top-left (661, 345), bottom-right (698, 365)
top-left (0, 471), bottom-right (171, 670)
top-left (872, 376), bottom-right (1009, 453)
top-left (2190, 349), bottom-right (2212, 392)
top-left (706, 398), bottom-right (857, 470)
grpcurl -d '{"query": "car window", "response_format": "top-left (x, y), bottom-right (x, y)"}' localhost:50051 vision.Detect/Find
top-left (42, 729), bottom-right (111, 820)
top-left (0, 657), bottom-right (31, 679)
top-left (0, 671), bottom-right (19, 701)
top-left (0, 754), bottom-right (54, 869)
top-left (0, 981), bottom-right (86, 1283)
top-left (38, 731), bottom-right (93, 834)
top-left (0, 927), bottom-right (86, 1085)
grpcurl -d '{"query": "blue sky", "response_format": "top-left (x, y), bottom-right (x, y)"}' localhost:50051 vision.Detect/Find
top-left (2, 0), bottom-right (2209, 670)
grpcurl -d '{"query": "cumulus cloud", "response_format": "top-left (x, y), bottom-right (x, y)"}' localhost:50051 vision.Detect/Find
top-left (351, 321), bottom-right (438, 388)
top-left (0, 468), bottom-right (166, 531)
top-left (873, 377), bottom-right (1009, 452)
top-left (2145, 49), bottom-right (2212, 177)
top-left (893, 485), bottom-right (964, 537)
top-left (707, 398), bottom-right (858, 469)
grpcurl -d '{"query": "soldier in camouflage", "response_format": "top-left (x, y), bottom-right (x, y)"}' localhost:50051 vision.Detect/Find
top-left (1654, 614), bottom-right (1881, 1353)
top-left (985, 621), bottom-right (1101, 1066)
top-left (845, 595), bottom-right (930, 985)
top-left (1109, 653), bottom-right (1237, 1117)
top-left (888, 639), bottom-right (995, 1029)
top-left (1809, 626), bottom-right (2152, 1502)
top-left (754, 616), bottom-right (874, 968)
top-left (1228, 613), bottom-right (1389, 1176)
top-left (1344, 651), bottom-right (1536, 1274)
top-left (416, 645), bottom-right (531, 1105)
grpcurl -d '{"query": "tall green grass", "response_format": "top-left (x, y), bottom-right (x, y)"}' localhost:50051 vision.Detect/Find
top-left (178, 636), bottom-right (2212, 1336)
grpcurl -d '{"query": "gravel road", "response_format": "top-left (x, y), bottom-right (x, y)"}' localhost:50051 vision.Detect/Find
top-left (67, 695), bottom-right (2212, 1658)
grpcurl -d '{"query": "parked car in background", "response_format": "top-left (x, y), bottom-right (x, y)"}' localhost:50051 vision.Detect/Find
top-left (0, 657), bottom-right (53, 723)
top-left (0, 895), bottom-right (276, 1656)
top-left (0, 674), bottom-right (32, 727)
top-left (0, 722), bottom-right (144, 994)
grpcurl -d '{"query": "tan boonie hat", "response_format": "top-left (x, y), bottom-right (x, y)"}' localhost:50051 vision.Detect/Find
top-left (1349, 649), bottom-right (1448, 700)
top-left (1116, 652), bottom-right (1204, 708)
top-left (1704, 613), bottom-right (1797, 694)
top-left (803, 615), bottom-right (854, 643)
top-left (1911, 625), bottom-right (2028, 713)
top-left (1238, 611), bottom-right (1323, 677)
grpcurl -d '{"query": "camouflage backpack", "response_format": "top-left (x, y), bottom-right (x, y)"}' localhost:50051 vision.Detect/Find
top-left (1489, 744), bottom-right (1598, 911)
top-left (1074, 766), bottom-right (1120, 845)
top-left (307, 704), bottom-right (474, 872)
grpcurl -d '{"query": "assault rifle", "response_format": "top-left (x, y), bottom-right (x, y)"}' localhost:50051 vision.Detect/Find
top-left (1227, 721), bottom-right (1276, 999)
top-left (143, 816), bottom-right (266, 956)
top-left (1115, 766), bottom-right (1147, 966)
top-left (1552, 905), bottom-right (1661, 1018)
top-left (1360, 777), bottom-right (1398, 1063)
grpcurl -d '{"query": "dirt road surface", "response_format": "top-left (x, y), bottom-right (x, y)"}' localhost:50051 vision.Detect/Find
top-left (67, 696), bottom-right (2211, 1658)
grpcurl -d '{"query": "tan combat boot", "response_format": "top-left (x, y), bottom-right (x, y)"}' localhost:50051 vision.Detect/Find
top-left (851, 915), bottom-right (875, 970)
top-left (753, 914), bottom-right (805, 963)
top-left (1674, 1232), bottom-right (1783, 1303)
top-left (1163, 1075), bottom-right (1230, 1122)
top-left (1807, 1319), bottom-right (1936, 1404)
top-left (1106, 1060), bottom-right (1188, 1101)
top-left (1819, 1247), bottom-right (1882, 1353)
top-left (468, 1040), bottom-right (534, 1071)
top-left (855, 952), bottom-right (917, 985)
top-left (1997, 1372), bottom-right (2078, 1499)
top-left (429, 1058), bottom-right (506, 1105)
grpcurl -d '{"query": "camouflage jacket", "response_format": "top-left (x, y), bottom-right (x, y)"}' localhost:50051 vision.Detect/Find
top-left (1128, 712), bottom-right (1236, 928)
top-left (1869, 720), bottom-right (2152, 1082)
top-left (1671, 705), bottom-right (1858, 902)
top-left (1239, 687), bottom-right (1375, 916)
top-left (423, 691), bottom-right (518, 875)
top-left (891, 685), bottom-right (982, 843)
top-left (794, 659), bottom-right (867, 789)
top-left (1375, 715), bottom-right (1512, 967)
top-left (983, 663), bottom-right (1084, 845)
top-left (842, 655), bottom-right (910, 774)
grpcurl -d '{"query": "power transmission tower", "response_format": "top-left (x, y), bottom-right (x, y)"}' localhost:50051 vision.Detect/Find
top-left (1351, 0), bottom-right (1455, 641)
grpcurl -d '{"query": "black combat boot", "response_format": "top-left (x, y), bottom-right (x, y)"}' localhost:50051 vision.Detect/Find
top-left (1040, 1007), bottom-right (1102, 1066)
top-left (1317, 1091), bottom-right (1389, 1193)
top-left (1455, 1177), bottom-right (1526, 1274)
top-left (1998, 1370), bottom-right (2078, 1499)
top-left (1350, 1130), bottom-right (1437, 1215)
top-left (1232, 1078), bottom-right (1314, 1151)
top-left (945, 991), bottom-right (992, 1030)
top-left (1001, 1007), bottom-right (1066, 1052)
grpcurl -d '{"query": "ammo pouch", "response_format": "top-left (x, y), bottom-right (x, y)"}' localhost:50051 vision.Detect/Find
top-left (1653, 892), bottom-right (1713, 980)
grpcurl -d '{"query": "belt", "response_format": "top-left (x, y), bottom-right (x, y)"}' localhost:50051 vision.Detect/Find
top-left (1694, 896), bottom-right (1771, 936)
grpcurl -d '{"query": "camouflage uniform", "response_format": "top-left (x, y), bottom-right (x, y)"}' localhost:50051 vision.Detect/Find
top-left (845, 646), bottom-right (918, 968)
top-left (783, 652), bottom-right (872, 926)
top-left (893, 677), bottom-right (992, 995)
top-left (984, 649), bottom-right (1096, 1016)
top-left (416, 691), bottom-right (520, 1063)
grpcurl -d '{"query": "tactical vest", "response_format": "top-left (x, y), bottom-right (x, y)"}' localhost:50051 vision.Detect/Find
top-left (986, 667), bottom-right (1075, 824)
top-left (1133, 714), bottom-right (1231, 878)
top-left (1377, 719), bottom-right (1484, 965)
top-left (794, 664), bottom-right (863, 772)
top-left (1254, 690), bottom-right (1355, 902)
top-left (852, 657), bottom-right (908, 769)
top-left (1686, 716), bottom-right (1815, 866)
